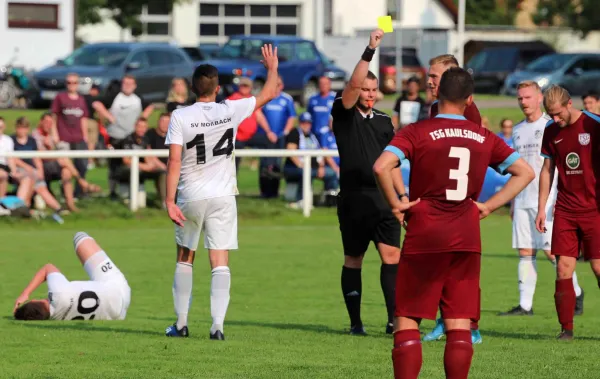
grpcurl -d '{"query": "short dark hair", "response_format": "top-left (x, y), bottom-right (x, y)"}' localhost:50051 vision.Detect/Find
top-left (136, 117), bottom-right (147, 124)
top-left (192, 64), bottom-right (219, 97)
top-left (438, 67), bottom-right (474, 104)
top-left (14, 302), bottom-right (50, 320)
top-left (159, 112), bottom-right (170, 119)
top-left (407, 76), bottom-right (420, 85)
top-left (500, 118), bottom-right (513, 128)
top-left (15, 116), bottom-right (30, 128)
top-left (366, 71), bottom-right (378, 81)
top-left (40, 112), bottom-right (52, 121)
top-left (582, 91), bottom-right (599, 102)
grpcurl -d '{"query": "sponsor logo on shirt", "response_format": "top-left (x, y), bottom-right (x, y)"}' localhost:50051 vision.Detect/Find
top-left (62, 107), bottom-right (84, 118)
top-left (429, 128), bottom-right (486, 143)
top-left (566, 152), bottom-right (582, 175)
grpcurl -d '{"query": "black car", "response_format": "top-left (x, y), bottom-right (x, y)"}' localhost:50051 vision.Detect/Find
top-left (465, 42), bottom-right (555, 94)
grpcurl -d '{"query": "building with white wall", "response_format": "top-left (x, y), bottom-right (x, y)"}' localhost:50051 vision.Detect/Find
top-left (0, 0), bottom-right (75, 71)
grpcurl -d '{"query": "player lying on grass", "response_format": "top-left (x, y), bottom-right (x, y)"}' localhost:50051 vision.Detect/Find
top-left (13, 232), bottom-right (131, 321)
top-left (374, 67), bottom-right (535, 379)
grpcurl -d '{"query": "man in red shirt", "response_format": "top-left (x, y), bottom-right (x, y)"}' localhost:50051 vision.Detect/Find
top-left (374, 68), bottom-right (534, 379)
top-left (51, 73), bottom-right (90, 197)
top-left (423, 54), bottom-right (484, 343)
top-left (428, 54), bottom-right (482, 126)
top-left (537, 85), bottom-right (600, 340)
top-left (228, 77), bottom-right (275, 171)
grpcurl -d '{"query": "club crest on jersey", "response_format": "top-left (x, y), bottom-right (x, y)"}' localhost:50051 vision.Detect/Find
top-left (535, 130), bottom-right (543, 139)
top-left (579, 133), bottom-right (590, 146)
top-left (566, 152), bottom-right (580, 169)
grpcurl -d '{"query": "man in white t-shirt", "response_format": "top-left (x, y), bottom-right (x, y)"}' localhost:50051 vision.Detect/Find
top-left (163, 44), bottom-right (280, 339)
top-left (13, 232), bottom-right (131, 321)
top-left (499, 80), bottom-right (584, 316)
top-left (0, 116), bottom-right (34, 201)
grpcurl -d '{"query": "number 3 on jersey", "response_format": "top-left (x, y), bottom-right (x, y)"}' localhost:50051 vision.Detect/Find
top-left (186, 128), bottom-right (234, 164)
top-left (446, 147), bottom-right (470, 201)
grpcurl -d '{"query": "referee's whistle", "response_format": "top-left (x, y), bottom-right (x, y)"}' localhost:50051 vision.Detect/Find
top-left (366, 100), bottom-right (374, 108)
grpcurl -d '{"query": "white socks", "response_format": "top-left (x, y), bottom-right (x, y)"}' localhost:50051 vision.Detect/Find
top-left (173, 262), bottom-right (193, 330)
top-left (210, 266), bottom-right (231, 334)
top-left (551, 259), bottom-right (582, 297)
top-left (518, 256), bottom-right (538, 311)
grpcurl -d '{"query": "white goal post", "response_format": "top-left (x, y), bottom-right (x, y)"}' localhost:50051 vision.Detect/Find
top-left (4, 149), bottom-right (340, 217)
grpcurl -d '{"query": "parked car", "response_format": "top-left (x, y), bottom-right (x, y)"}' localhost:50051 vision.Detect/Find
top-left (378, 47), bottom-right (427, 94)
top-left (199, 43), bottom-right (222, 59)
top-left (503, 53), bottom-right (600, 96)
top-left (209, 35), bottom-right (347, 105)
top-left (31, 42), bottom-right (195, 107)
top-left (181, 46), bottom-right (206, 63)
top-left (465, 43), bottom-right (554, 94)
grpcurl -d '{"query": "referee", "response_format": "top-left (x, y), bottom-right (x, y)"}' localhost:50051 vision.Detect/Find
top-left (332, 28), bottom-right (408, 335)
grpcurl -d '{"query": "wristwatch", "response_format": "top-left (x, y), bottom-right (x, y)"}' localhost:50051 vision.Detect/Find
top-left (398, 193), bottom-right (409, 199)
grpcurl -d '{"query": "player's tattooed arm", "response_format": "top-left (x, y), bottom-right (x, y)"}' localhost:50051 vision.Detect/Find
top-left (14, 264), bottom-right (60, 312)
top-left (536, 157), bottom-right (556, 233)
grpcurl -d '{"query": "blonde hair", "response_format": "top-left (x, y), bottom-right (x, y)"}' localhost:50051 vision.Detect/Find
top-left (543, 85), bottom-right (571, 109)
top-left (429, 54), bottom-right (459, 68)
top-left (517, 80), bottom-right (541, 92)
top-left (166, 77), bottom-right (189, 103)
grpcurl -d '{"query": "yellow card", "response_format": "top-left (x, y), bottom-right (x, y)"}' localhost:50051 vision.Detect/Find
top-left (377, 16), bottom-right (394, 33)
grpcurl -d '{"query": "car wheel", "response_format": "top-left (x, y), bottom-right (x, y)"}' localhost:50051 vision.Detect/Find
top-left (302, 79), bottom-right (318, 106)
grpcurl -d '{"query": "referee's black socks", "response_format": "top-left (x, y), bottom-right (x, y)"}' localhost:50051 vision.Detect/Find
top-left (381, 263), bottom-right (398, 325)
top-left (341, 266), bottom-right (363, 328)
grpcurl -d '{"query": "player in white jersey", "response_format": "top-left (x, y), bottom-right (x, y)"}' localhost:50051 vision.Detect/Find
top-left (13, 232), bottom-right (131, 321)
top-left (164, 44), bottom-right (279, 339)
top-left (499, 80), bottom-right (584, 316)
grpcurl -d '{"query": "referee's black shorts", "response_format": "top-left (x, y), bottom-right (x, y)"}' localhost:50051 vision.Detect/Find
top-left (337, 189), bottom-right (401, 256)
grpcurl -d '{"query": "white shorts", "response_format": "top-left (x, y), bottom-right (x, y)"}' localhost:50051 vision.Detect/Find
top-left (512, 208), bottom-right (553, 251)
top-left (83, 250), bottom-right (131, 319)
top-left (175, 195), bottom-right (238, 251)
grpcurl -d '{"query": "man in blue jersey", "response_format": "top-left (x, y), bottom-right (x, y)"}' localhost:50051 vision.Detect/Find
top-left (258, 76), bottom-right (297, 198)
top-left (307, 76), bottom-right (336, 140)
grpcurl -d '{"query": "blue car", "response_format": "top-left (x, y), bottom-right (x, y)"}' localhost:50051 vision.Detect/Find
top-left (206, 35), bottom-right (347, 105)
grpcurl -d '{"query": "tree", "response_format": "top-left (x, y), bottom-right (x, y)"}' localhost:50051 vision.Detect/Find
top-left (453, 0), bottom-right (520, 25)
top-left (534, 0), bottom-right (600, 37)
top-left (77, 0), bottom-right (186, 37)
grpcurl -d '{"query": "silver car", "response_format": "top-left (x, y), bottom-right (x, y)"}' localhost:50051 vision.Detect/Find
top-left (503, 53), bottom-right (600, 96)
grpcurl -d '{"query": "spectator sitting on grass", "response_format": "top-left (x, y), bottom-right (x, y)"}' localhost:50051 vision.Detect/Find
top-left (113, 118), bottom-right (166, 203)
top-left (166, 77), bottom-right (194, 113)
top-left (32, 113), bottom-right (101, 211)
top-left (0, 116), bottom-right (34, 202)
top-left (145, 113), bottom-right (170, 206)
top-left (283, 112), bottom-right (338, 203)
top-left (11, 117), bottom-right (67, 223)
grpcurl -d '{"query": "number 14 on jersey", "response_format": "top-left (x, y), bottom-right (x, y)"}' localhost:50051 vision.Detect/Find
top-left (186, 128), bottom-right (234, 165)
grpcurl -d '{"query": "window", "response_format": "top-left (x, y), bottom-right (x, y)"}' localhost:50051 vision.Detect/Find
top-left (129, 52), bottom-right (150, 69)
top-left (63, 45), bottom-right (131, 67)
top-left (169, 52), bottom-right (186, 64)
top-left (296, 42), bottom-right (317, 61)
top-left (251, 5), bottom-right (270, 17)
top-left (147, 3), bottom-right (170, 15)
top-left (224, 4), bottom-right (245, 16)
top-left (582, 58), bottom-right (600, 72)
top-left (276, 5), bottom-right (297, 17)
top-left (146, 22), bottom-right (169, 35)
top-left (147, 50), bottom-right (172, 66)
top-left (251, 24), bottom-right (270, 34)
top-left (277, 43), bottom-right (295, 61)
top-left (225, 24), bottom-right (245, 36)
top-left (200, 23), bottom-right (219, 36)
top-left (276, 25), bottom-right (297, 35)
top-left (7, 2), bottom-right (59, 29)
top-left (200, 3), bottom-right (219, 16)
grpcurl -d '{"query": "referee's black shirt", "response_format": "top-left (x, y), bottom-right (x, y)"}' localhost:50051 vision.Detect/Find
top-left (331, 91), bottom-right (395, 191)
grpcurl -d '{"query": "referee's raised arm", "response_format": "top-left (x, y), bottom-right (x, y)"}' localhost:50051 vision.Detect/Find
top-left (340, 29), bottom-right (384, 110)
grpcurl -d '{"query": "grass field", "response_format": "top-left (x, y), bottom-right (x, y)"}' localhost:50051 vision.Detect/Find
top-left (2, 106), bottom-right (600, 378)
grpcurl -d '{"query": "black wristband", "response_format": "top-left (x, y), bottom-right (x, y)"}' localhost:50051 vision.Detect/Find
top-left (398, 193), bottom-right (409, 199)
top-left (361, 46), bottom-right (375, 62)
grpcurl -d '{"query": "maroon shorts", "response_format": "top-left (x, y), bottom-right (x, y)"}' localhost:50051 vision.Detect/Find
top-left (395, 252), bottom-right (480, 320)
top-left (553, 213), bottom-right (600, 261)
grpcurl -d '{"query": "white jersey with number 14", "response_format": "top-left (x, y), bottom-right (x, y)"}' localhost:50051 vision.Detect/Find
top-left (165, 98), bottom-right (257, 202)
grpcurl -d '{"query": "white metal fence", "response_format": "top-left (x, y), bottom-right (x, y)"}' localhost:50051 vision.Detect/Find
top-left (4, 149), bottom-right (339, 217)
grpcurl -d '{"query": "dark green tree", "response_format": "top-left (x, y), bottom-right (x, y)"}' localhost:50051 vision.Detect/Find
top-left (534, 0), bottom-right (600, 37)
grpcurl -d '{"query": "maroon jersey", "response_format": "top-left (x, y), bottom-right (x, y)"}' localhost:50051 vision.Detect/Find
top-left (541, 111), bottom-right (600, 216)
top-left (51, 92), bottom-right (89, 143)
top-left (385, 114), bottom-right (517, 254)
top-left (430, 100), bottom-right (482, 126)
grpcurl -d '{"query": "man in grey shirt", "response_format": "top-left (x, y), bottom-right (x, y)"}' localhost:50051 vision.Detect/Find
top-left (93, 75), bottom-right (153, 198)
